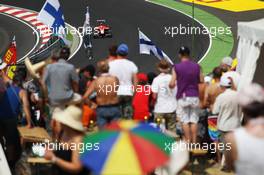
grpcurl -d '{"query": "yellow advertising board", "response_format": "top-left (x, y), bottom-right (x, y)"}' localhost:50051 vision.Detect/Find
top-left (182, 0), bottom-right (264, 12)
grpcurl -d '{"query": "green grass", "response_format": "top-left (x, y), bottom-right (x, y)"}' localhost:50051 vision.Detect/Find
top-left (149, 0), bottom-right (234, 74)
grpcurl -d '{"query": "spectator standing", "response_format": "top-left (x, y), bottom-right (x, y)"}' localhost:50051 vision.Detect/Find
top-left (169, 46), bottom-right (203, 143)
top-left (109, 43), bottom-right (138, 119)
top-left (220, 56), bottom-right (234, 73)
top-left (0, 73), bottom-right (31, 168)
top-left (204, 67), bottom-right (223, 111)
top-left (83, 60), bottom-right (120, 128)
top-left (220, 56), bottom-right (240, 89)
top-left (204, 67), bottom-right (223, 164)
top-left (225, 83), bottom-right (264, 175)
top-left (152, 60), bottom-right (177, 132)
top-left (78, 65), bottom-right (96, 129)
top-left (197, 74), bottom-right (211, 141)
top-left (132, 73), bottom-right (151, 121)
top-left (79, 64), bottom-right (96, 95)
top-left (43, 47), bottom-right (81, 108)
top-left (147, 72), bottom-right (157, 121)
top-left (106, 45), bottom-right (118, 62)
top-left (42, 47), bottom-right (81, 138)
top-left (213, 74), bottom-right (242, 144)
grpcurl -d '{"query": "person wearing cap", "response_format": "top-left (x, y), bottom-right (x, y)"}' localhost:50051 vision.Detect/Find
top-left (151, 60), bottom-right (177, 133)
top-left (83, 60), bottom-right (120, 128)
top-left (213, 73), bottom-right (242, 146)
top-left (221, 56), bottom-right (233, 73)
top-left (212, 74), bottom-right (242, 170)
top-left (225, 83), bottom-right (264, 174)
top-left (220, 56), bottom-right (240, 89)
top-left (132, 73), bottom-right (151, 121)
top-left (109, 43), bottom-right (138, 119)
top-left (169, 46), bottom-right (203, 143)
top-left (44, 105), bottom-right (90, 175)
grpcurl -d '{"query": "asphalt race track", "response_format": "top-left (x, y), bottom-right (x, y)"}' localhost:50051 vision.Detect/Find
top-left (0, 13), bottom-right (36, 60)
top-left (1, 0), bottom-right (210, 72)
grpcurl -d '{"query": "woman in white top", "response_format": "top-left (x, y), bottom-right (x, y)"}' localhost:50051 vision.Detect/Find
top-left (225, 83), bottom-right (264, 175)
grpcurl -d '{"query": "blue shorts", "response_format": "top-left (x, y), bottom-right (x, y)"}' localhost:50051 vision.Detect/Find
top-left (96, 104), bottom-right (121, 128)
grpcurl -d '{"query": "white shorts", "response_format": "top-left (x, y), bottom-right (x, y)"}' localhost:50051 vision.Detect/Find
top-left (177, 97), bottom-right (199, 124)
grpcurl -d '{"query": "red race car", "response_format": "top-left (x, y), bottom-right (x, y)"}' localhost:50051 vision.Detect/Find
top-left (93, 20), bottom-right (113, 38)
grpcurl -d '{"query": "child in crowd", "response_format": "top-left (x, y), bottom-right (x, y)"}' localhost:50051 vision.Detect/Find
top-left (132, 73), bottom-right (151, 121)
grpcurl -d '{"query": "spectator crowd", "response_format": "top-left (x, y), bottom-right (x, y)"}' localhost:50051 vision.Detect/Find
top-left (0, 43), bottom-right (264, 175)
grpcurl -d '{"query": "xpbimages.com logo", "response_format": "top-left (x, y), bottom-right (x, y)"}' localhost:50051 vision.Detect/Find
top-left (164, 24), bottom-right (232, 38)
top-left (98, 83), bottom-right (173, 96)
top-left (32, 139), bottom-right (100, 154)
top-left (36, 26), bottom-right (103, 37)
top-left (165, 141), bottom-right (231, 154)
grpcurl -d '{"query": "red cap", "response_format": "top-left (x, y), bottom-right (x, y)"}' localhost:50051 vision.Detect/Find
top-left (137, 73), bottom-right (148, 82)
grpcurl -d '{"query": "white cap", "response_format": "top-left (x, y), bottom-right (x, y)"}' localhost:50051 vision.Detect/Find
top-left (222, 71), bottom-right (240, 88)
top-left (221, 56), bottom-right (233, 66)
top-left (220, 74), bottom-right (232, 87)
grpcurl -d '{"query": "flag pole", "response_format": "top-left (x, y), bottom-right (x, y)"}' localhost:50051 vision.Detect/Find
top-left (191, 0), bottom-right (195, 58)
top-left (138, 27), bottom-right (140, 55)
top-left (83, 6), bottom-right (93, 59)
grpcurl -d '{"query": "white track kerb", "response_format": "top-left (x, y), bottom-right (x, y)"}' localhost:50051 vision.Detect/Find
top-left (145, 0), bottom-right (212, 64)
top-left (0, 12), bottom-right (40, 62)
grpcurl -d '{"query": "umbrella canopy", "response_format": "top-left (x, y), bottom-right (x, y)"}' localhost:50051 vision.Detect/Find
top-left (80, 120), bottom-right (175, 175)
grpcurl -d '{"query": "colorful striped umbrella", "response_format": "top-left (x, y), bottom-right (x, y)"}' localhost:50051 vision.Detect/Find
top-left (80, 120), bottom-right (175, 175)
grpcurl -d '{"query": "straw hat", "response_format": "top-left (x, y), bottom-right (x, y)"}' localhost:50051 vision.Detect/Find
top-left (53, 105), bottom-right (84, 132)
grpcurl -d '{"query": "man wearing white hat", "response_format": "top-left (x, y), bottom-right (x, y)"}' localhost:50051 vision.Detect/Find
top-left (212, 74), bottom-right (242, 169)
top-left (213, 74), bottom-right (242, 135)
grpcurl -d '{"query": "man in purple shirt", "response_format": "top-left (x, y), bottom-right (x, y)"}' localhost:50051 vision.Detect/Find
top-left (170, 46), bottom-right (203, 143)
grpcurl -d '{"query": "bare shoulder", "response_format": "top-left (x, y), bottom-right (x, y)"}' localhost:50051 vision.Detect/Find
top-left (72, 135), bottom-right (84, 144)
top-left (19, 88), bottom-right (26, 96)
top-left (112, 75), bottom-right (119, 81)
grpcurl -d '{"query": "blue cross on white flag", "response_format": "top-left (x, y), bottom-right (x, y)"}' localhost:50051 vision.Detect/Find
top-left (37, 0), bottom-right (66, 41)
top-left (139, 30), bottom-right (173, 65)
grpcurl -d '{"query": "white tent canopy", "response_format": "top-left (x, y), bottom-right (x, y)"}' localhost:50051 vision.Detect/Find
top-left (236, 18), bottom-right (264, 90)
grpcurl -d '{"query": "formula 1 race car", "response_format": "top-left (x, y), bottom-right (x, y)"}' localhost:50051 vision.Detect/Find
top-left (93, 20), bottom-right (113, 39)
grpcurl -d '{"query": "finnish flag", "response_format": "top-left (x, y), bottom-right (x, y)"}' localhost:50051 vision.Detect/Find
top-left (139, 30), bottom-right (173, 64)
top-left (37, 0), bottom-right (66, 39)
